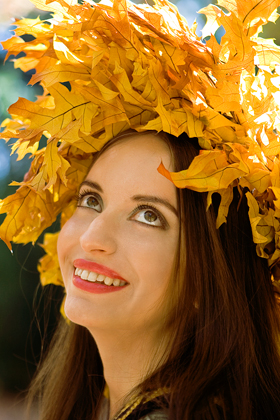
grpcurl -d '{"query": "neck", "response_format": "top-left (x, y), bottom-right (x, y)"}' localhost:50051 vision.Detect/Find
top-left (88, 327), bottom-right (167, 419)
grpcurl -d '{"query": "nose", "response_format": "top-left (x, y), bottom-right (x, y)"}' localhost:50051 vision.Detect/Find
top-left (79, 211), bottom-right (117, 255)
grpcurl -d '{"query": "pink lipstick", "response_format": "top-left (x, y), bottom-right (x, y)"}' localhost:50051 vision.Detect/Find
top-left (72, 259), bottom-right (128, 294)
top-left (74, 259), bottom-right (126, 280)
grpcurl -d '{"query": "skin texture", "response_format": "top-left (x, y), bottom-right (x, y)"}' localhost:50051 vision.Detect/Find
top-left (57, 134), bottom-right (179, 417)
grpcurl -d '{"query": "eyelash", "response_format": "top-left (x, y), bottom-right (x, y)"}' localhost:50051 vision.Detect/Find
top-left (75, 191), bottom-right (168, 229)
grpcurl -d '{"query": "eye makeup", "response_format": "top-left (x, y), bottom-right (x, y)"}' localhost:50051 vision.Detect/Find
top-left (75, 183), bottom-right (172, 230)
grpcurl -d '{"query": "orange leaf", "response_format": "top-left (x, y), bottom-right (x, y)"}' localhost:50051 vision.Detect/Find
top-left (158, 150), bottom-right (248, 191)
top-left (217, 0), bottom-right (280, 28)
top-left (0, 187), bottom-right (55, 248)
top-left (38, 232), bottom-right (64, 286)
top-left (29, 58), bottom-right (91, 87)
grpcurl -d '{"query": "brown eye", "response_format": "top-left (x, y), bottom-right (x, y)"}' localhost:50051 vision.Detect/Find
top-left (86, 196), bottom-right (99, 208)
top-left (133, 207), bottom-right (163, 227)
top-left (78, 193), bottom-right (102, 212)
top-left (144, 211), bottom-right (157, 223)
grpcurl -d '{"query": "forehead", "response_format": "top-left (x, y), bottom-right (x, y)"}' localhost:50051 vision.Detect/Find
top-left (86, 134), bottom-right (176, 199)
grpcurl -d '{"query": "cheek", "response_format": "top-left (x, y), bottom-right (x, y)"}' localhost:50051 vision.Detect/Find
top-left (57, 216), bottom-right (80, 269)
top-left (125, 231), bottom-right (178, 328)
top-left (147, 240), bottom-right (177, 287)
top-left (57, 222), bottom-right (69, 260)
top-left (123, 227), bottom-right (178, 289)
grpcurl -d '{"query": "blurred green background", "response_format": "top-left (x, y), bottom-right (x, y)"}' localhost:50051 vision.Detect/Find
top-left (1, 0), bottom-right (280, 408)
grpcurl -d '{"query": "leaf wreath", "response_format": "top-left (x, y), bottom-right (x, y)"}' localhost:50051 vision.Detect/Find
top-left (1, 0), bottom-right (280, 289)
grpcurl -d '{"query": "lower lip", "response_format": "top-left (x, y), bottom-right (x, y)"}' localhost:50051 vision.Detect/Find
top-left (73, 275), bottom-right (127, 294)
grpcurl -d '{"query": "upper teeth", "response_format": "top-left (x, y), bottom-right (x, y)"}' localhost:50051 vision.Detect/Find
top-left (75, 268), bottom-right (126, 287)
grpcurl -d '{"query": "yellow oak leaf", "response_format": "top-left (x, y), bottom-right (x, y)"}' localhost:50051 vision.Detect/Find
top-left (95, 0), bottom-right (132, 48)
top-left (147, 60), bottom-right (174, 105)
top-left (1, 37), bottom-right (25, 62)
top-left (14, 57), bottom-right (40, 72)
top-left (29, 57), bottom-right (91, 87)
top-left (217, 0), bottom-right (280, 28)
top-left (42, 139), bottom-right (71, 189)
top-left (271, 160), bottom-right (280, 188)
top-left (93, 80), bottom-right (119, 101)
top-left (199, 5), bottom-right (221, 39)
top-left (8, 83), bottom-right (91, 139)
top-left (0, 187), bottom-right (55, 249)
top-left (244, 169), bottom-right (271, 193)
top-left (253, 37), bottom-right (280, 69)
top-left (13, 139), bottom-right (40, 160)
top-left (194, 104), bottom-right (236, 131)
top-left (52, 33), bottom-right (92, 67)
top-left (151, 98), bottom-right (196, 137)
top-left (158, 150), bottom-right (248, 191)
top-left (270, 169), bottom-right (280, 213)
top-left (30, 0), bottom-right (78, 16)
top-left (207, 187), bottom-right (234, 228)
top-left (246, 191), bottom-right (268, 244)
top-left (111, 63), bottom-right (154, 109)
top-left (14, 16), bottom-right (51, 38)
top-left (152, 40), bottom-right (186, 72)
top-left (1, 0), bottom-right (280, 269)
top-left (38, 232), bottom-right (64, 287)
top-left (206, 82), bottom-right (242, 113)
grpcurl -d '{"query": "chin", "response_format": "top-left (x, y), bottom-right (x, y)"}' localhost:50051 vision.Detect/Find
top-left (63, 294), bottom-right (116, 331)
top-left (64, 295), bottom-right (97, 327)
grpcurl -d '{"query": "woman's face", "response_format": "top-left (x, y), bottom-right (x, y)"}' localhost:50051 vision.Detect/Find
top-left (57, 134), bottom-right (179, 336)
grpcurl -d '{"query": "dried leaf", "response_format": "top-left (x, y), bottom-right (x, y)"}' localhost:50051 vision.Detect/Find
top-left (158, 150), bottom-right (248, 191)
top-left (207, 187), bottom-right (234, 228)
top-left (38, 232), bottom-right (64, 286)
top-left (246, 191), bottom-right (268, 244)
top-left (2, 0), bottom-right (280, 287)
top-left (217, 0), bottom-right (280, 28)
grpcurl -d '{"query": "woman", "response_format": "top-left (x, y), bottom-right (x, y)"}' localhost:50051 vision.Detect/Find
top-left (57, 131), bottom-right (179, 420)
top-left (1, 0), bottom-right (280, 419)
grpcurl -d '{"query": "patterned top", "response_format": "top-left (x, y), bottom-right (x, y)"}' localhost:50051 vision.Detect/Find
top-left (140, 411), bottom-right (168, 420)
top-left (98, 398), bottom-right (168, 420)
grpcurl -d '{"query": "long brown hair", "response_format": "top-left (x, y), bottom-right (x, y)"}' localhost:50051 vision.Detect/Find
top-left (28, 131), bottom-right (280, 420)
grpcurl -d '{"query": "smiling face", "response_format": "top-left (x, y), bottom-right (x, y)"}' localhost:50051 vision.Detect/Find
top-left (57, 133), bottom-right (179, 336)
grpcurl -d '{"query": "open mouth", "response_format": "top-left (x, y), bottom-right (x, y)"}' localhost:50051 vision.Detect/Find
top-left (74, 268), bottom-right (127, 287)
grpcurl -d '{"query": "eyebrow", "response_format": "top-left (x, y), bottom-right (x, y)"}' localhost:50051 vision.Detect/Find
top-left (79, 180), bottom-right (103, 193)
top-left (79, 181), bottom-right (178, 217)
